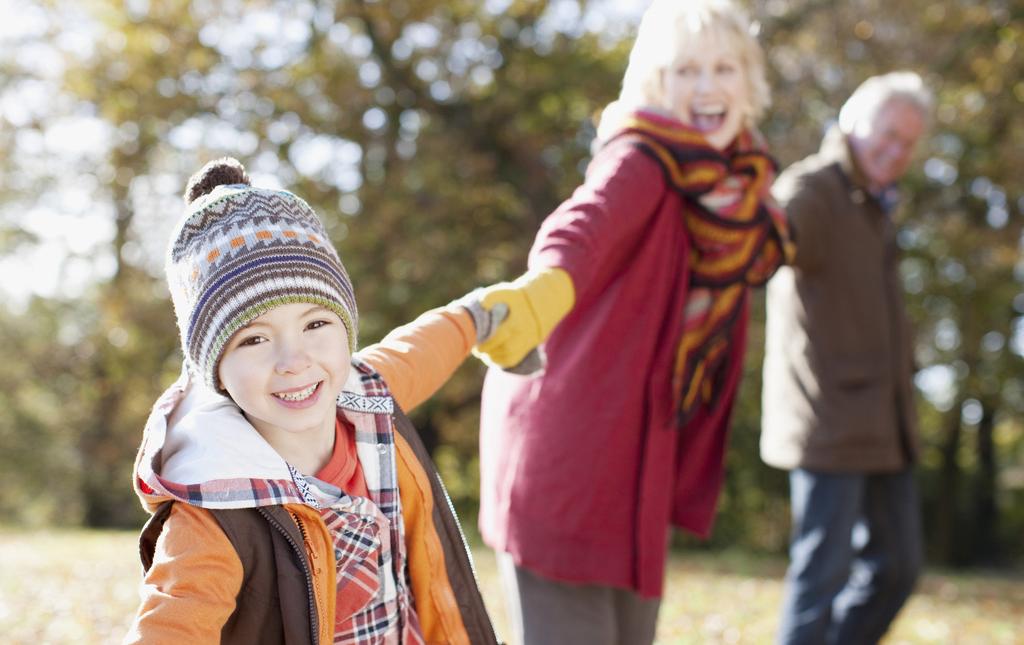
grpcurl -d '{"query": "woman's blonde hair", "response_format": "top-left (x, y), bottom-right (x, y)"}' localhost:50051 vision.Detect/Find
top-left (597, 0), bottom-right (769, 140)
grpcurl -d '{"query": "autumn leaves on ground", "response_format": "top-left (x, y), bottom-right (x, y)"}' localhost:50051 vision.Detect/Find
top-left (1, 528), bottom-right (1020, 645)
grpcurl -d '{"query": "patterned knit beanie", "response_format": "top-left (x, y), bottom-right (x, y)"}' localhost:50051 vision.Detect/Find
top-left (166, 157), bottom-right (358, 390)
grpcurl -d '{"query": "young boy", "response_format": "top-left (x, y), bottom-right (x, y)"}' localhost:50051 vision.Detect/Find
top-left (126, 158), bottom-right (498, 644)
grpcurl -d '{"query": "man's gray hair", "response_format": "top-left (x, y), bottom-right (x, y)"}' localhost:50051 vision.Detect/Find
top-left (838, 71), bottom-right (933, 134)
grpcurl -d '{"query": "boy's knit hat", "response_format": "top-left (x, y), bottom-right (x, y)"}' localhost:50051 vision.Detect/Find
top-left (166, 157), bottom-right (357, 390)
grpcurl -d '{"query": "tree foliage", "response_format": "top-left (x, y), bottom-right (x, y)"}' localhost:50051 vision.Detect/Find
top-left (2, 0), bottom-right (1021, 565)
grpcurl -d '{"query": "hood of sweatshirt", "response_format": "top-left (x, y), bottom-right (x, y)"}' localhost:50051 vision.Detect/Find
top-left (133, 359), bottom-right (395, 514)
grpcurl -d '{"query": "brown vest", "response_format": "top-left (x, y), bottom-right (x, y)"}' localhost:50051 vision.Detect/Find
top-left (141, 503), bottom-right (317, 644)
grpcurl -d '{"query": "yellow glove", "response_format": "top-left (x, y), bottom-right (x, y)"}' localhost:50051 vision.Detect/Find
top-left (473, 267), bottom-right (575, 369)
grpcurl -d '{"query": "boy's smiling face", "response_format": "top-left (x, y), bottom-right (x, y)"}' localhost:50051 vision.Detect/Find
top-left (662, 32), bottom-right (750, 150)
top-left (218, 302), bottom-right (351, 456)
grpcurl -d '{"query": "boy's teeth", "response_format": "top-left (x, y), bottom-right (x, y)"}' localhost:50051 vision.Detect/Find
top-left (275, 383), bottom-right (318, 401)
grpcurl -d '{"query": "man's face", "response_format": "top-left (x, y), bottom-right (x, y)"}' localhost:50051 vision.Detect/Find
top-left (849, 98), bottom-right (927, 189)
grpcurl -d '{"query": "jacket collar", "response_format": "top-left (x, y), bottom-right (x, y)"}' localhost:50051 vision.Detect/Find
top-left (133, 360), bottom-right (394, 511)
top-left (820, 126), bottom-right (868, 188)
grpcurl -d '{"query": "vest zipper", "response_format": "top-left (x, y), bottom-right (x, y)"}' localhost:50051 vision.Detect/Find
top-left (291, 510), bottom-right (319, 564)
top-left (258, 507), bottom-right (320, 645)
top-left (290, 510), bottom-right (326, 631)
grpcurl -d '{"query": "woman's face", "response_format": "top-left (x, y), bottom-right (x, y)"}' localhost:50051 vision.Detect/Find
top-left (662, 34), bottom-right (750, 150)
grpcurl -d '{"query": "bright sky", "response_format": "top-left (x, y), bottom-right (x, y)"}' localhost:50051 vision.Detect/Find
top-left (0, 0), bottom-right (107, 304)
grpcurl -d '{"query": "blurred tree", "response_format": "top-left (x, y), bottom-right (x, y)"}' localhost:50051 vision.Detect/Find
top-left (2, 0), bottom-right (629, 524)
top-left (1, 0), bottom-right (1021, 568)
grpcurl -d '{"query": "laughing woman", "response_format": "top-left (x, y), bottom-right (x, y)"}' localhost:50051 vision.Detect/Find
top-left (473, 1), bottom-right (794, 643)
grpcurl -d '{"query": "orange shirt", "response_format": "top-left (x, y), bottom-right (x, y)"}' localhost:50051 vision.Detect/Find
top-left (316, 417), bottom-right (369, 499)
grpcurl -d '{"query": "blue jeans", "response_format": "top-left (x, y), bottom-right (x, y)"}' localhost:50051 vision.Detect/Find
top-left (778, 468), bottom-right (922, 645)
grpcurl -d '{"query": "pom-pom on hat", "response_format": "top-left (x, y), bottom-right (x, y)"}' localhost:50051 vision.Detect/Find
top-left (166, 157), bottom-right (357, 390)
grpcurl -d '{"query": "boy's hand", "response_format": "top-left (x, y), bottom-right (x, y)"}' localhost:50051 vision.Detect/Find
top-left (470, 267), bottom-right (575, 370)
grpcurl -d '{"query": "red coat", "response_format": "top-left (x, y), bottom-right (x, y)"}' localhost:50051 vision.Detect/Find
top-left (479, 133), bottom-right (749, 598)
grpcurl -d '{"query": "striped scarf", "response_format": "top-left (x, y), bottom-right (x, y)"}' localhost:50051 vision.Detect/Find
top-left (615, 111), bottom-right (794, 423)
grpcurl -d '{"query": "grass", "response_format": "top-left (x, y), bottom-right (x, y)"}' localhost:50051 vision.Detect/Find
top-left (1, 528), bottom-right (1020, 644)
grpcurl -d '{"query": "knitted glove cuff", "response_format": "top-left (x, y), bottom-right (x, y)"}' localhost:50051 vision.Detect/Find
top-left (457, 289), bottom-right (508, 344)
top-left (460, 290), bottom-right (545, 375)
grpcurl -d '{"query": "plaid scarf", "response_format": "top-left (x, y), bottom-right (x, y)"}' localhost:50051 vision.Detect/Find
top-left (136, 359), bottom-right (423, 644)
top-left (614, 110), bottom-right (794, 424)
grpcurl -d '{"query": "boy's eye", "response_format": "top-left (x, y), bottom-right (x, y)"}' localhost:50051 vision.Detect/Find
top-left (716, 62), bottom-right (737, 74)
top-left (676, 65), bottom-right (699, 77)
top-left (237, 335), bottom-right (266, 347)
top-left (306, 319), bottom-right (331, 331)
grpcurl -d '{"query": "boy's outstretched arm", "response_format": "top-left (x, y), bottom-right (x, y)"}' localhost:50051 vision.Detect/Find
top-left (356, 303), bottom-right (479, 412)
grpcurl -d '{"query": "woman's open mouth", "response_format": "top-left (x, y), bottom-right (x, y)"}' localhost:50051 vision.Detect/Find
top-left (691, 105), bottom-right (727, 133)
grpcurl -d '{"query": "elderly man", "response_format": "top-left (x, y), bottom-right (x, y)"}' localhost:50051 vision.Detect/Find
top-left (761, 71), bottom-right (932, 644)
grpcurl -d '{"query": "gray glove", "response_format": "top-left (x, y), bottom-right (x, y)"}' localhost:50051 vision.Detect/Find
top-left (461, 294), bottom-right (545, 375)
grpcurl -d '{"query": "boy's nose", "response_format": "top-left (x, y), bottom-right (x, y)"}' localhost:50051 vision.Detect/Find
top-left (275, 344), bottom-right (312, 374)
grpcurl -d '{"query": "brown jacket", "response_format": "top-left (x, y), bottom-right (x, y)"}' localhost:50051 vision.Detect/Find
top-left (760, 128), bottom-right (919, 472)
